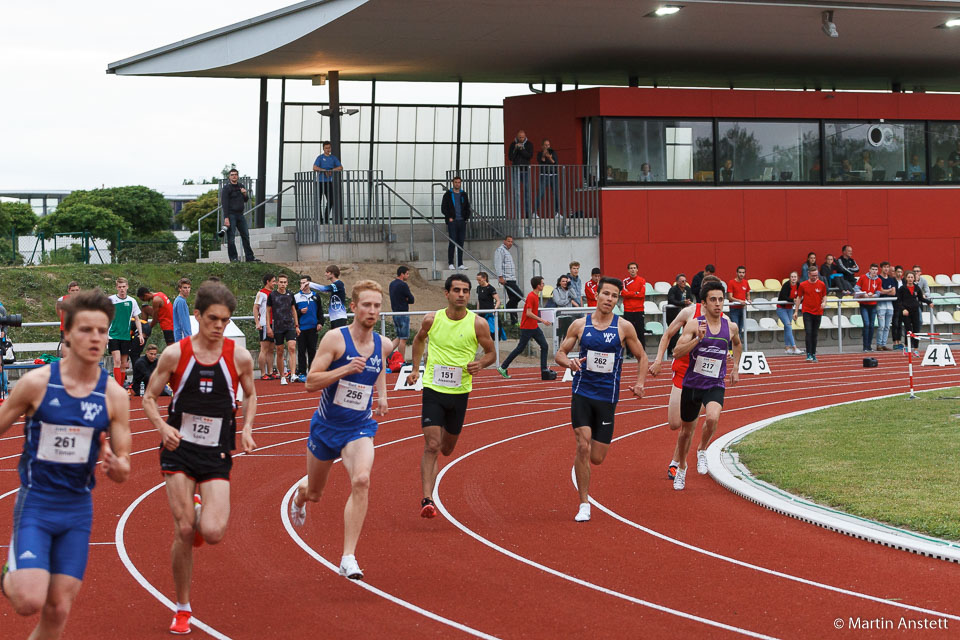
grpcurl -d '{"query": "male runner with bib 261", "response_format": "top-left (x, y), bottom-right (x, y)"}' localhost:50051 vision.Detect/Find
top-left (1, 290), bottom-right (131, 640)
top-left (555, 277), bottom-right (647, 522)
top-left (288, 280), bottom-right (390, 580)
top-left (407, 274), bottom-right (497, 518)
top-left (671, 280), bottom-right (741, 491)
top-left (143, 282), bottom-right (258, 635)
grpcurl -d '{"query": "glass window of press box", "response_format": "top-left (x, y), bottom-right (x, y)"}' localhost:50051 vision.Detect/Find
top-left (603, 119), bottom-right (715, 184)
top-left (927, 123), bottom-right (960, 183)
top-left (716, 121), bottom-right (820, 183)
top-left (823, 121), bottom-right (925, 183)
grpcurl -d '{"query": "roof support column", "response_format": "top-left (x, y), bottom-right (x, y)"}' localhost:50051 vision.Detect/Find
top-left (256, 77), bottom-right (268, 228)
top-left (455, 80), bottom-right (463, 172)
top-left (328, 70), bottom-right (341, 158)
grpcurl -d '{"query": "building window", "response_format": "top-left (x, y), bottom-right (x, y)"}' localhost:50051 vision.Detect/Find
top-left (824, 121), bottom-right (925, 183)
top-left (603, 119), bottom-right (714, 184)
top-left (717, 121), bottom-right (820, 183)
top-left (927, 123), bottom-right (960, 183)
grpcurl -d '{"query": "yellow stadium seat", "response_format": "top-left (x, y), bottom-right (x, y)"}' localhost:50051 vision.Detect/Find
top-left (954, 310), bottom-right (960, 322)
top-left (792, 317), bottom-right (804, 330)
top-left (921, 274), bottom-right (935, 286)
top-left (764, 278), bottom-right (783, 291)
top-left (748, 278), bottom-right (767, 292)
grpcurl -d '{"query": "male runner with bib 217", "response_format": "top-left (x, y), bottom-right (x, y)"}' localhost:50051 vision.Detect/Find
top-left (0, 289), bottom-right (131, 640)
top-left (143, 282), bottom-right (258, 635)
top-left (288, 280), bottom-right (390, 580)
top-left (671, 280), bottom-right (741, 491)
top-left (407, 274), bottom-right (497, 518)
top-left (556, 277), bottom-right (647, 522)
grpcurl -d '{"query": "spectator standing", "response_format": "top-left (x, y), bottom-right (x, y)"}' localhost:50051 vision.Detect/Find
top-left (254, 273), bottom-right (278, 379)
top-left (172, 278), bottom-right (192, 342)
top-left (777, 272), bottom-right (801, 354)
top-left (821, 253), bottom-right (848, 294)
top-left (836, 245), bottom-right (859, 290)
top-left (494, 236), bottom-right (522, 325)
top-left (666, 274), bottom-right (694, 357)
top-left (690, 264), bottom-right (716, 302)
top-left (912, 265), bottom-right (934, 306)
top-left (476, 271), bottom-right (501, 338)
top-left (794, 267), bottom-right (827, 362)
top-left (389, 266), bottom-right (415, 363)
top-left (220, 169), bottom-right (256, 263)
top-left (312, 141), bottom-right (343, 223)
top-left (855, 263), bottom-right (882, 352)
top-left (497, 276), bottom-right (552, 377)
top-left (567, 262), bottom-right (583, 306)
top-left (269, 275), bottom-right (299, 384)
top-left (899, 271), bottom-right (932, 356)
top-left (508, 129), bottom-right (533, 219)
top-left (535, 139), bottom-right (560, 217)
top-left (622, 262), bottom-right (647, 348)
top-left (294, 275), bottom-right (323, 382)
top-left (584, 268), bottom-right (601, 308)
top-left (891, 265), bottom-right (905, 350)
top-left (726, 266), bottom-right (751, 330)
top-left (137, 286), bottom-right (176, 346)
top-left (313, 265), bottom-right (349, 328)
top-left (441, 176), bottom-right (471, 269)
top-left (875, 261), bottom-right (897, 351)
top-left (552, 274), bottom-right (580, 340)
top-left (801, 252), bottom-right (818, 281)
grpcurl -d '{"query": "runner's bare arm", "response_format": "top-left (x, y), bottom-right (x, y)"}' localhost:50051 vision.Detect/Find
top-left (375, 340), bottom-right (390, 416)
top-left (729, 323), bottom-right (742, 385)
top-left (468, 315), bottom-right (497, 375)
top-left (650, 306), bottom-right (694, 376)
top-left (234, 346), bottom-right (258, 453)
top-left (102, 378), bottom-right (131, 483)
top-left (150, 297), bottom-right (162, 329)
top-left (253, 295), bottom-right (261, 329)
top-left (144, 344), bottom-right (183, 451)
top-left (555, 317), bottom-right (586, 370)
top-left (305, 329), bottom-right (356, 391)
top-left (672, 316), bottom-right (702, 359)
top-left (134, 312), bottom-right (144, 344)
top-left (0, 367), bottom-right (48, 436)
top-left (406, 313), bottom-right (435, 384)
top-left (291, 302), bottom-right (300, 336)
top-left (620, 320), bottom-right (648, 396)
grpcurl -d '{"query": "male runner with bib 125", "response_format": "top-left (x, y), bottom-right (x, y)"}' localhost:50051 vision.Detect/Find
top-left (143, 282), bottom-right (258, 635)
top-left (407, 274), bottom-right (497, 518)
top-left (1, 289), bottom-right (131, 640)
top-left (288, 280), bottom-right (390, 581)
top-left (556, 277), bottom-right (646, 522)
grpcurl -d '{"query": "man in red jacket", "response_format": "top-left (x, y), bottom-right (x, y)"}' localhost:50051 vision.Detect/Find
top-left (622, 262), bottom-right (646, 347)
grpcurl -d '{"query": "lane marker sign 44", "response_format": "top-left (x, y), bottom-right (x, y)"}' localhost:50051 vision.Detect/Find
top-left (921, 344), bottom-right (956, 367)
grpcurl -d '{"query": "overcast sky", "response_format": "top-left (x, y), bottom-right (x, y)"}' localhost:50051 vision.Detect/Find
top-left (0, 2), bottom-right (523, 193)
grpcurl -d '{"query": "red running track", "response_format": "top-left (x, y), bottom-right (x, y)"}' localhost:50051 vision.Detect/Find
top-left (1, 351), bottom-right (958, 638)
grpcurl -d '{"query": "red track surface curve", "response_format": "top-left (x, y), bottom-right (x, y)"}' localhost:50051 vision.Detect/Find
top-left (1, 351), bottom-right (957, 638)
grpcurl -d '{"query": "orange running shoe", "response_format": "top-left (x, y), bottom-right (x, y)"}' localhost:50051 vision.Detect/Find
top-left (420, 498), bottom-right (437, 518)
top-left (169, 610), bottom-right (192, 634)
top-left (192, 494), bottom-right (204, 548)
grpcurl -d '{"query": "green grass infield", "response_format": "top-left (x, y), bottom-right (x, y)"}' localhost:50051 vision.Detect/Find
top-left (732, 388), bottom-right (960, 541)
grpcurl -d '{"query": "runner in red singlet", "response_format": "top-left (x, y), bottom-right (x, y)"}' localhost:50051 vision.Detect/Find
top-left (138, 287), bottom-right (176, 345)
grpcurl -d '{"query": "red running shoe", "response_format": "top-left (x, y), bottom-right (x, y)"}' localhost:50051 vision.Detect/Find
top-left (169, 610), bottom-right (192, 635)
top-left (420, 498), bottom-right (437, 518)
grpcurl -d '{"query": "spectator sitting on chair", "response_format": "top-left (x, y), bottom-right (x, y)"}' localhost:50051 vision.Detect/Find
top-left (639, 162), bottom-right (654, 182)
top-left (220, 168), bottom-right (257, 263)
top-left (441, 176), bottom-right (471, 269)
top-left (821, 253), bottom-right (850, 295)
top-left (777, 272), bottom-right (802, 354)
top-left (801, 252), bottom-right (818, 281)
top-left (836, 245), bottom-right (859, 290)
top-left (931, 157), bottom-right (948, 182)
top-left (666, 274), bottom-right (694, 357)
top-left (552, 274), bottom-right (580, 340)
top-left (719, 159), bottom-right (734, 182)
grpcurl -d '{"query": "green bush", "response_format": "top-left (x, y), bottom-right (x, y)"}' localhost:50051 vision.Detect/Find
top-left (180, 232), bottom-right (220, 262)
top-left (41, 244), bottom-right (87, 265)
top-left (117, 231), bottom-right (181, 264)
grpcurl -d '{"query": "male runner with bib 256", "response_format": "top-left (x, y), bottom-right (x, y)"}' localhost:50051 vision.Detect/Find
top-left (1, 290), bottom-right (131, 640)
top-left (143, 282), bottom-right (258, 635)
top-left (671, 280), bottom-right (741, 491)
top-left (555, 277), bottom-right (647, 522)
top-left (288, 280), bottom-right (390, 581)
top-left (407, 274), bottom-right (497, 518)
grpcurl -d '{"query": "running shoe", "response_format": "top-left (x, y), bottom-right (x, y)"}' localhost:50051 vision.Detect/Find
top-left (289, 494), bottom-right (306, 527)
top-left (261, 373), bottom-right (277, 381)
top-left (574, 503), bottom-right (591, 522)
top-left (339, 554), bottom-right (364, 580)
top-left (668, 463), bottom-right (678, 480)
top-left (296, 374), bottom-right (307, 383)
top-left (811, 355), bottom-right (818, 363)
top-left (448, 264), bottom-right (456, 270)
top-left (696, 450), bottom-right (708, 475)
top-left (457, 265), bottom-right (466, 269)
top-left (673, 468), bottom-right (686, 491)
top-left (193, 494), bottom-right (204, 548)
top-left (280, 374), bottom-right (288, 386)
top-left (420, 497), bottom-right (437, 518)
top-left (805, 355), bottom-right (813, 362)
top-left (169, 610), bottom-right (192, 635)
top-left (913, 351), bottom-right (921, 357)
top-left (496, 367), bottom-right (510, 379)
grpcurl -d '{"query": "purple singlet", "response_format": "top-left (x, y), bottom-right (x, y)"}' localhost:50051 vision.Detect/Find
top-left (682, 316), bottom-right (730, 390)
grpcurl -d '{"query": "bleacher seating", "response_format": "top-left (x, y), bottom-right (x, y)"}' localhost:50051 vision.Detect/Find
top-left (747, 278), bottom-right (767, 292)
top-left (935, 274), bottom-right (953, 286)
top-left (654, 281), bottom-right (671, 294)
top-left (764, 278), bottom-right (784, 291)
top-left (952, 274), bottom-right (960, 285)
top-left (643, 301), bottom-right (660, 315)
top-left (646, 321), bottom-right (664, 336)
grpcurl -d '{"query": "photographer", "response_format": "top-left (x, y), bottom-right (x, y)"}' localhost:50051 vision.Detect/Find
top-left (508, 129), bottom-right (533, 219)
top-left (219, 168), bottom-right (257, 263)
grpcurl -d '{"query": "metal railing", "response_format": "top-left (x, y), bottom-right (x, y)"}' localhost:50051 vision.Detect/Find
top-left (449, 164), bottom-right (600, 240)
top-left (293, 170), bottom-right (388, 244)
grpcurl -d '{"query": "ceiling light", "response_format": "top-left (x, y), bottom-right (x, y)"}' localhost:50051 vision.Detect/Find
top-left (822, 10), bottom-right (838, 38)
top-left (654, 5), bottom-right (681, 16)
top-left (945, 18), bottom-right (960, 27)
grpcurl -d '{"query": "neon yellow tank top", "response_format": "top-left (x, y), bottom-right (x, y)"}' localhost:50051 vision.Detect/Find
top-left (424, 307), bottom-right (478, 394)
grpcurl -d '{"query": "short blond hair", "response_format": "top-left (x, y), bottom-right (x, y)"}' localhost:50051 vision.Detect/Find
top-left (116, 277), bottom-right (128, 285)
top-left (351, 279), bottom-right (383, 301)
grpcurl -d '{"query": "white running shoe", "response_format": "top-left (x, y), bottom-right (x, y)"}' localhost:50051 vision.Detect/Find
top-left (339, 554), bottom-right (364, 580)
top-left (448, 264), bottom-right (456, 270)
top-left (574, 503), bottom-right (591, 522)
top-left (457, 264), bottom-right (466, 269)
top-left (289, 494), bottom-right (306, 527)
top-left (280, 374), bottom-right (288, 385)
top-left (697, 450), bottom-right (708, 475)
top-left (673, 467), bottom-right (687, 491)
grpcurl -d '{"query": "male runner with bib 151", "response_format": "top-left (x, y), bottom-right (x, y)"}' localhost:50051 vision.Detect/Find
top-left (671, 280), bottom-right (741, 491)
top-left (1, 289), bottom-right (131, 640)
top-left (407, 274), bottom-right (497, 518)
top-left (555, 277), bottom-right (647, 522)
top-left (143, 282), bottom-right (258, 635)
top-left (288, 280), bottom-right (390, 581)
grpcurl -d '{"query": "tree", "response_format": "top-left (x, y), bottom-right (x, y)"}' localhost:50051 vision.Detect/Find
top-left (177, 189), bottom-right (220, 234)
top-left (0, 202), bottom-right (39, 235)
top-left (56, 186), bottom-right (171, 235)
top-left (37, 203), bottom-right (132, 253)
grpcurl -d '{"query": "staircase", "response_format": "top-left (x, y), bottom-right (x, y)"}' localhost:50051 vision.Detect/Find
top-left (199, 225), bottom-right (298, 263)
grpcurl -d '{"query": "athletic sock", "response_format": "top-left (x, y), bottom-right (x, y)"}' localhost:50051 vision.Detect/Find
top-left (669, 460), bottom-right (678, 467)
top-left (176, 602), bottom-right (192, 613)
top-left (113, 368), bottom-right (123, 385)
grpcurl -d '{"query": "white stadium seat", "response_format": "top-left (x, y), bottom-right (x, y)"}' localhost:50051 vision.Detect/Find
top-left (644, 301), bottom-right (660, 314)
top-left (654, 281), bottom-right (671, 294)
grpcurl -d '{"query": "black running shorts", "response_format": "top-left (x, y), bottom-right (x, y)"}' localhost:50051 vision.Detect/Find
top-left (571, 393), bottom-right (617, 444)
top-left (162, 329), bottom-right (175, 345)
top-left (679, 386), bottom-right (725, 424)
top-left (108, 339), bottom-right (131, 356)
top-left (421, 387), bottom-right (470, 436)
top-left (159, 444), bottom-right (232, 483)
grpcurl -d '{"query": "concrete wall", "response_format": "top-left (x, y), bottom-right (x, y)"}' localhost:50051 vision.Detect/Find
top-left (469, 237), bottom-right (600, 286)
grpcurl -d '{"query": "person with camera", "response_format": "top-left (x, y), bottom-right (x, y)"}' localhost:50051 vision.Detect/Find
top-left (219, 169), bottom-right (257, 263)
top-left (508, 129), bottom-right (533, 219)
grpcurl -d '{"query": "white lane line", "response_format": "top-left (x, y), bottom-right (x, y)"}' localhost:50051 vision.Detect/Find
top-left (280, 480), bottom-right (499, 639)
